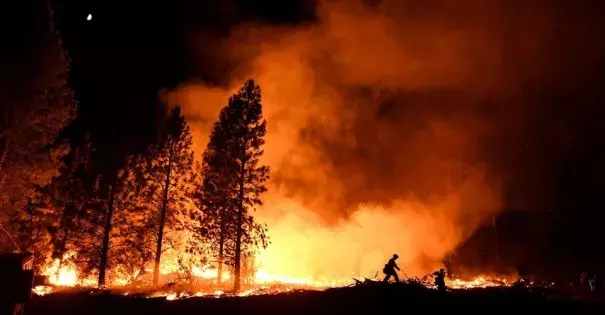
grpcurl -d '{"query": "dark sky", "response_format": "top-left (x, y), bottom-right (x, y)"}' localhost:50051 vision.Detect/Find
top-left (5, 0), bottom-right (605, 278)
top-left (49, 0), bottom-right (317, 151)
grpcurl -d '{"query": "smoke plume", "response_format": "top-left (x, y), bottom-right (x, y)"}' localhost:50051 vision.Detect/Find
top-left (165, 0), bottom-right (585, 278)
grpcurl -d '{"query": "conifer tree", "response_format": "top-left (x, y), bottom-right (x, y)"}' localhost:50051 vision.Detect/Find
top-left (0, 1), bottom-right (76, 243)
top-left (197, 122), bottom-right (237, 285)
top-left (141, 106), bottom-right (196, 286)
top-left (28, 135), bottom-right (94, 271)
top-left (70, 155), bottom-right (144, 286)
top-left (109, 154), bottom-right (155, 284)
top-left (201, 79), bottom-right (270, 292)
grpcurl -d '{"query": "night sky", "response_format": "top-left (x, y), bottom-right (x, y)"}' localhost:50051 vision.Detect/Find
top-left (5, 0), bottom-right (605, 278)
top-left (48, 0), bottom-right (318, 154)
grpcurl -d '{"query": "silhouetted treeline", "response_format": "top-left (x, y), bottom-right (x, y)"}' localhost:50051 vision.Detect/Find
top-left (0, 1), bottom-right (76, 256)
top-left (9, 71), bottom-right (270, 292)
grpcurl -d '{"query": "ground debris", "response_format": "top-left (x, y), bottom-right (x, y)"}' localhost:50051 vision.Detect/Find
top-left (351, 277), bottom-right (382, 286)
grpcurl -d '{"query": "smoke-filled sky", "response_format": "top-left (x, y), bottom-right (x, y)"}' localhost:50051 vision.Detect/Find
top-left (39, 0), bottom-right (605, 276)
top-left (160, 0), bottom-right (604, 277)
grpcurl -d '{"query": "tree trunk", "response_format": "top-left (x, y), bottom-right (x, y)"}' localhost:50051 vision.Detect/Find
top-left (54, 203), bottom-right (74, 260)
top-left (493, 215), bottom-right (500, 265)
top-left (98, 183), bottom-right (116, 287)
top-left (217, 215), bottom-right (225, 285)
top-left (0, 107), bottom-right (11, 192)
top-left (153, 148), bottom-right (173, 286)
top-left (234, 161), bottom-right (245, 292)
top-left (0, 138), bottom-right (9, 191)
top-left (0, 138), bottom-right (8, 172)
top-left (53, 223), bottom-right (69, 269)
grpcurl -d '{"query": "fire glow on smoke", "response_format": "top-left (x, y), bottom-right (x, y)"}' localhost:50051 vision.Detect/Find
top-left (157, 0), bottom-right (511, 288)
top-left (37, 0), bottom-right (554, 297)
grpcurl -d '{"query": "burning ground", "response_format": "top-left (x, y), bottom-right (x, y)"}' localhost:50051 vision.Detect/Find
top-left (32, 269), bottom-right (520, 299)
top-left (32, 242), bottom-right (520, 298)
top-left (26, 281), bottom-right (601, 315)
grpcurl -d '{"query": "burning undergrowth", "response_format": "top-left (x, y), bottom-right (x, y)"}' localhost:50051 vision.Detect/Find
top-left (32, 262), bottom-right (528, 300)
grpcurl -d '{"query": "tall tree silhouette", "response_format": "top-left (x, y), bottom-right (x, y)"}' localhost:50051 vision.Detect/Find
top-left (92, 139), bottom-right (130, 287)
top-left (197, 122), bottom-right (237, 285)
top-left (68, 153), bottom-right (143, 286)
top-left (16, 134), bottom-right (93, 273)
top-left (211, 79), bottom-right (270, 292)
top-left (108, 154), bottom-right (155, 284)
top-left (38, 143), bottom-right (155, 287)
top-left (0, 1), bottom-right (76, 242)
top-left (142, 106), bottom-right (196, 286)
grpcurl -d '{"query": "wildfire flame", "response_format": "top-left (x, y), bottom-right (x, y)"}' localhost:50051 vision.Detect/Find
top-left (48, 265), bottom-right (77, 286)
top-left (447, 276), bottom-right (509, 289)
top-left (34, 251), bottom-right (516, 299)
top-left (130, 274), bottom-right (517, 301)
top-left (32, 285), bottom-right (52, 296)
top-left (30, 0), bottom-right (557, 301)
top-left (42, 257), bottom-right (78, 286)
top-left (40, 253), bottom-right (97, 287)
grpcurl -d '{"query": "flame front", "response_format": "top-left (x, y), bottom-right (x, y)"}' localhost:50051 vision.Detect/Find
top-left (48, 265), bottom-right (78, 286)
top-left (447, 276), bottom-right (509, 289)
top-left (42, 256), bottom-right (78, 287)
top-left (40, 253), bottom-right (98, 287)
top-left (35, 251), bottom-right (516, 299)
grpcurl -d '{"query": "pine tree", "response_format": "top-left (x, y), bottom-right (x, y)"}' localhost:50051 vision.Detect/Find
top-left (52, 151), bottom-right (147, 287)
top-left (109, 154), bottom-right (155, 284)
top-left (197, 122), bottom-right (238, 285)
top-left (36, 142), bottom-right (155, 287)
top-left (95, 174), bottom-right (118, 286)
top-left (83, 129), bottom-right (138, 286)
top-left (140, 106), bottom-right (196, 286)
top-left (28, 135), bottom-right (94, 271)
top-left (0, 1), bottom-right (76, 242)
top-left (211, 79), bottom-right (270, 292)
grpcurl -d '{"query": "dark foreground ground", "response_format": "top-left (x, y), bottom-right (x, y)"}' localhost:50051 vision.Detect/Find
top-left (25, 284), bottom-right (605, 315)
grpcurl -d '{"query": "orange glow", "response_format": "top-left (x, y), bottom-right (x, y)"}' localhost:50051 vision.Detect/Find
top-left (33, 251), bottom-right (516, 297)
top-left (39, 0), bottom-right (562, 295)
top-left (447, 276), bottom-right (510, 289)
top-left (32, 285), bottom-right (52, 296)
top-left (40, 252), bottom-right (101, 287)
top-left (49, 265), bottom-right (77, 286)
top-left (164, 0), bottom-right (507, 286)
top-left (41, 254), bottom-right (80, 286)
top-left (139, 275), bottom-right (516, 301)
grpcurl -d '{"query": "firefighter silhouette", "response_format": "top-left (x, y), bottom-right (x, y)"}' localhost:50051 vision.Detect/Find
top-left (433, 268), bottom-right (446, 292)
top-left (382, 254), bottom-right (401, 283)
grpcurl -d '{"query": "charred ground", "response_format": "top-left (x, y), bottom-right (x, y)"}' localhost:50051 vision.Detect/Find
top-left (26, 284), bottom-right (604, 315)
